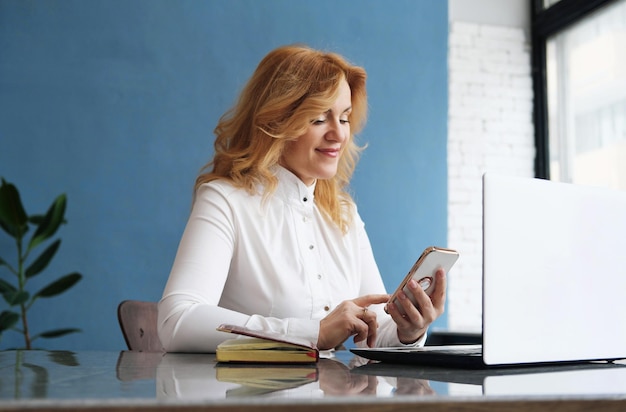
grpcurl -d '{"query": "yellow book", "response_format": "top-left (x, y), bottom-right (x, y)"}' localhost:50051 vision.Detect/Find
top-left (216, 324), bottom-right (319, 364)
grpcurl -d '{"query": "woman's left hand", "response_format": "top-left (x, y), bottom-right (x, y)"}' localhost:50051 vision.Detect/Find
top-left (385, 268), bottom-right (446, 344)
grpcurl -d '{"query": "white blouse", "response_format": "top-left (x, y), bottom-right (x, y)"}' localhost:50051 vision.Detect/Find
top-left (158, 166), bottom-right (425, 352)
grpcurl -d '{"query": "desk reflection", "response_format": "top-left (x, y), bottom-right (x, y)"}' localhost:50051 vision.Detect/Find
top-left (116, 351), bottom-right (626, 399)
top-left (2, 350), bottom-right (625, 403)
top-left (127, 352), bottom-right (437, 399)
top-left (353, 358), bottom-right (626, 397)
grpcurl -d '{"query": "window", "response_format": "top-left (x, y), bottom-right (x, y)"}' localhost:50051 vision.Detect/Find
top-left (532, 0), bottom-right (626, 190)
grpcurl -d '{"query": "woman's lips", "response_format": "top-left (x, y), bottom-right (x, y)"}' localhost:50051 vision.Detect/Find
top-left (317, 148), bottom-right (340, 158)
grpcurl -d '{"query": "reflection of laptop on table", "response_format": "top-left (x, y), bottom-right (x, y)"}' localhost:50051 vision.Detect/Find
top-left (352, 173), bottom-right (626, 368)
top-left (352, 358), bottom-right (626, 391)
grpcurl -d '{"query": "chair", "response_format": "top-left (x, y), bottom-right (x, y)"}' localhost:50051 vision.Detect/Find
top-left (117, 300), bottom-right (164, 352)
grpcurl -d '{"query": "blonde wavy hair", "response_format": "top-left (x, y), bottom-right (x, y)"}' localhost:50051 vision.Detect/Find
top-left (196, 44), bottom-right (368, 233)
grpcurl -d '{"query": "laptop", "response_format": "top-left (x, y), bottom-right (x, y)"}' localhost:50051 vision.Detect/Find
top-left (352, 173), bottom-right (626, 368)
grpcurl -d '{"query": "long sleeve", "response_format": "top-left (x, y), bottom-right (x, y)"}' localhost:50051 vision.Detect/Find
top-left (158, 171), bottom-right (327, 352)
top-left (157, 167), bottom-right (424, 353)
top-left (157, 182), bottom-right (250, 352)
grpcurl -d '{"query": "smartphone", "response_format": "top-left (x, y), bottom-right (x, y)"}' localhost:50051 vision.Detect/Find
top-left (385, 246), bottom-right (459, 315)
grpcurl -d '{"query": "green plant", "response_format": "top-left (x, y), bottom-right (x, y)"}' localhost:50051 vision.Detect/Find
top-left (0, 178), bottom-right (82, 349)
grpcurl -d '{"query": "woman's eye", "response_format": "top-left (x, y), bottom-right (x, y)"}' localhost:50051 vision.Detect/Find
top-left (311, 118), bottom-right (326, 125)
top-left (340, 118), bottom-right (350, 125)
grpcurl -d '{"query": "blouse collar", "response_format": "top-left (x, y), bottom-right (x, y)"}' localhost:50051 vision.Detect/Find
top-left (273, 166), bottom-right (316, 205)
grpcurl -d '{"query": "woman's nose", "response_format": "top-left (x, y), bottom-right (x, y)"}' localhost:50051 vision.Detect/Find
top-left (327, 118), bottom-right (347, 142)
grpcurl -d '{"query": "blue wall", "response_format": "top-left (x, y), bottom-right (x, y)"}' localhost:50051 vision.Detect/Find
top-left (0, 0), bottom-right (448, 350)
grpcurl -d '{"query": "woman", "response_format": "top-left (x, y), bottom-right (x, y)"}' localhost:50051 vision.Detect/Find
top-left (157, 44), bottom-right (446, 352)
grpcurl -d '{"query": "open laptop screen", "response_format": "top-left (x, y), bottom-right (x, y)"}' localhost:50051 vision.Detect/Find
top-left (482, 174), bottom-right (626, 366)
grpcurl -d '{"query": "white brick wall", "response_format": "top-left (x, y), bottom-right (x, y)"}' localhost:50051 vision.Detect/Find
top-left (447, 21), bottom-right (535, 331)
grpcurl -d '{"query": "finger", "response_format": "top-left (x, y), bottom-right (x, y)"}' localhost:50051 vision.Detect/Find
top-left (385, 300), bottom-right (412, 327)
top-left (386, 299), bottom-right (428, 344)
top-left (352, 321), bottom-right (369, 343)
top-left (357, 307), bottom-right (379, 346)
top-left (353, 294), bottom-right (390, 307)
top-left (387, 279), bottom-right (428, 322)
top-left (429, 269), bottom-right (447, 310)
top-left (405, 278), bottom-right (433, 315)
top-left (364, 314), bottom-right (378, 347)
top-left (353, 307), bottom-right (379, 346)
top-left (353, 325), bottom-right (378, 346)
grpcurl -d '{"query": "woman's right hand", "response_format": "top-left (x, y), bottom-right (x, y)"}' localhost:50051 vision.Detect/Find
top-left (317, 294), bottom-right (389, 350)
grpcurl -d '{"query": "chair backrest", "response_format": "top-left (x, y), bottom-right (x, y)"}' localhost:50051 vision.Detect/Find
top-left (117, 300), bottom-right (163, 352)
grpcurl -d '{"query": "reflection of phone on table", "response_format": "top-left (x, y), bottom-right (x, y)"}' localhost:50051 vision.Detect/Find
top-left (385, 246), bottom-right (459, 315)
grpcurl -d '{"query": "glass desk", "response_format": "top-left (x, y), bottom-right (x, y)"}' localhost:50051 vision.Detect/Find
top-left (1, 350), bottom-right (625, 411)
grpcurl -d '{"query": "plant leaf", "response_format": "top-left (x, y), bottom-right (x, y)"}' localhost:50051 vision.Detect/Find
top-left (4, 290), bottom-right (29, 306)
top-left (0, 179), bottom-right (28, 239)
top-left (29, 214), bottom-right (66, 226)
top-left (34, 272), bottom-right (82, 298)
top-left (29, 214), bottom-right (44, 224)
top-left (36, 328), bottom-right (81, 338)
top-left (27, 194), bottom-right (66, 252)
top-left (0, 277), bottom-right (16, 294)
top-left (0, 219), bottom-right (26, 239)
top-left (0, 278), bottom-right (20, 305)
top-left (25, 239), bottom-right (61, 278)
top-left (0, 310), bottom-right (20, 332)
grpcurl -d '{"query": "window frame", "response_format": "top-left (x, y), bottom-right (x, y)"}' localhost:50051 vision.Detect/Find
top-left (530, 0), bottom-right (618, 178)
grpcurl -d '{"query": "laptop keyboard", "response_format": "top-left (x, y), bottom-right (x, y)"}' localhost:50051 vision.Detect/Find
top-left (365, 344), bottom-right (483, 356)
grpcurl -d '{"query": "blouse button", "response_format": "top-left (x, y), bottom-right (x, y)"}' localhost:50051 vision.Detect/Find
top-left (303, 197), bottom-right (308, 202)
top-left (303, 216), bottom-right (308, 222)
top-left (317, 274), bottom-right (322, 280)
top-left (324, 306), bottom-right (330, 312)
top-left (309, 245), bottom-right (314, 250)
